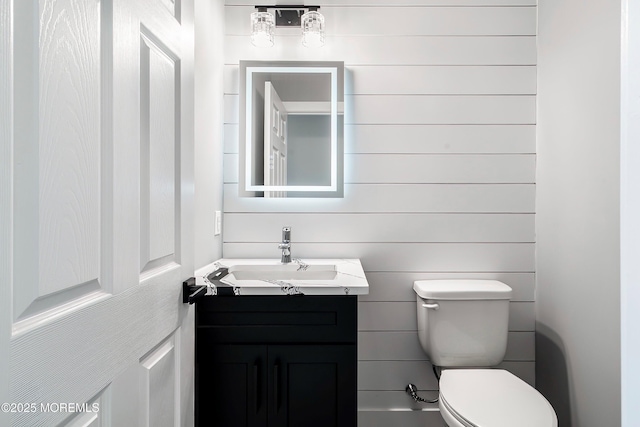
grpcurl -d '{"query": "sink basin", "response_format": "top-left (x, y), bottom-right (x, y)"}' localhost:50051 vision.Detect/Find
top-left (228, 264), bottom-right (338, 281)
top-left (195, 259), bottom-right (369, 296)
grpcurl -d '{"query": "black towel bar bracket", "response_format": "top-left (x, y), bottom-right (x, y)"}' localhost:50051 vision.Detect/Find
top-left (182, 277), bottom-right (207, 304)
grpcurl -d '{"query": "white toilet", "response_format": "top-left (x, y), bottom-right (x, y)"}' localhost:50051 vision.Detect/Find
top-left (413, 280), bottom-right (558, 427)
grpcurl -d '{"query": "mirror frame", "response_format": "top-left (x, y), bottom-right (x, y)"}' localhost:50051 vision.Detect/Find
top-left (239, 60), bottom-right (344, 197)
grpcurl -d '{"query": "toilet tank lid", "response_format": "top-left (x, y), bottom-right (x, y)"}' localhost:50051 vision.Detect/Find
top-left (413, 280), bottom-right (512, 300)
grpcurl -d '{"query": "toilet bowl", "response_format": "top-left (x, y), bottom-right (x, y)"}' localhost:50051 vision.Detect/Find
top-left (438, 369), bottom-right (557, 427)
top-left (413, 280), bottom-right (557, 427)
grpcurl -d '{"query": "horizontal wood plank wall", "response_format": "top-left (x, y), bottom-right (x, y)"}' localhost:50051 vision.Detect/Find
top-left (223, 2), bottom-right (536, 426)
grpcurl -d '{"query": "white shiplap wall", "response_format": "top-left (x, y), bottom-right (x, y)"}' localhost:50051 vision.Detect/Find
top-left (222, 1), bottom-right (536, 425)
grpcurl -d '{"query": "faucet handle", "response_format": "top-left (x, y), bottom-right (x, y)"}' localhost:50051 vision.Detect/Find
top-left (280, 227), bottom-right (292, 264)
top-left (282, 226), bottom-right (291, 242)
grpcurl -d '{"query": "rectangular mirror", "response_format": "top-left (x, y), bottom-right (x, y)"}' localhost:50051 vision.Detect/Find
top-left (239, 60), bottom-right (344, 198)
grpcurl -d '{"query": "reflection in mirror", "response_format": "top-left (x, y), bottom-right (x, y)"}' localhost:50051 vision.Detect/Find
top-left (239, 61), bottom-right (344, 198)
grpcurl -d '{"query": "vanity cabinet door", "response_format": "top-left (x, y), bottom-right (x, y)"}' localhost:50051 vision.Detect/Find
top-left (195, 296), bottom-right (357, 427)
top-left (197, 344), bottom-right (268, 427)
top-left (268, 345), bottom-right (357, 427)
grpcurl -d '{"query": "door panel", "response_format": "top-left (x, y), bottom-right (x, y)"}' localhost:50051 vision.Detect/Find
top-left (139, 27), bottom-right (179, 274)
top-left (112, 0), bottom-right (183, 293)
top-left (5, 0), bottom-right (194, 425)
top-left (286, 362), bottom-right (337, 425)
top-left (268, 345), bottom-right (356, 427)
top-left (141, 334), bottom-right (179, 427)
top-left (37, 0), bottom-right (102, 301)
top-left (12, 0), bottom-right (106, 334)
top-left (198, 344), bottom-right (268, 427)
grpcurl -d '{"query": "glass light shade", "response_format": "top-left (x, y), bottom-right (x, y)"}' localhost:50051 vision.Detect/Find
top-left (301, 10), bottom-right (325, 48)
top-left (251, 10), bottom-right (274, 47)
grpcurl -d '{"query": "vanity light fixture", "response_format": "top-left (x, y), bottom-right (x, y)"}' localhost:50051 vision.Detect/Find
top-left (251, 5), bottom-right (325, 48)
top-left (250, 7), bottom-right (275, 47)
top-left (302, 7), bottom-right (325, 48)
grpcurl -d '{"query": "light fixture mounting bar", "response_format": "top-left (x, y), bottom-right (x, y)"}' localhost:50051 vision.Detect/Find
top-left (254, 5), bottom-right (320, 9)
top-left (255, 5), bottom-right (321, 27)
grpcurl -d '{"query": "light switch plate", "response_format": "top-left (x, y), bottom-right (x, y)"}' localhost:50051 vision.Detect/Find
top-left (214, 211), bottom-right (222, 236)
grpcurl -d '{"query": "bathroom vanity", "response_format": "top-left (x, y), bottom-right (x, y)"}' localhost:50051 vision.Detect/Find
top-left (190, 259), bottom-right (368, 427)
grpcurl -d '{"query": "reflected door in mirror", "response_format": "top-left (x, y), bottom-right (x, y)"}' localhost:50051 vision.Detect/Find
top-left (264, 82), bottom-right (287, 198)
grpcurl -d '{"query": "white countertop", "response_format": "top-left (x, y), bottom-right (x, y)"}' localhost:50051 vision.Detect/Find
top-left (194, 258), bottom-right (369, 296)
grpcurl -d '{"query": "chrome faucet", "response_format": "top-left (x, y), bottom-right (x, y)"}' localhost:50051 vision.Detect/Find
top-left (278, 227), bottom-right (292, 264)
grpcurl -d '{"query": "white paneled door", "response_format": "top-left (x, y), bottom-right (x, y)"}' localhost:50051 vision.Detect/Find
top-left (264, 81), bottom-right (287, 198)
top-left (2, 0), bottom-right (194, 426)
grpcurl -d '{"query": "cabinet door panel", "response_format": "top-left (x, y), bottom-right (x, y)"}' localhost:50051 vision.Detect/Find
top-left (198, 344), bottom-right (268, 427)
top-left (269, 345), bottom-right (356, 427)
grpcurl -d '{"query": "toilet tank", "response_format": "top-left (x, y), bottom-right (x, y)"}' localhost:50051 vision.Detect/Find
top-left (413, 280), bottom-right (512, 368)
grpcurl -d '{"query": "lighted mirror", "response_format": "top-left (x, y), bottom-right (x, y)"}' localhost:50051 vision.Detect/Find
top-left (239, 60), bottom-right (344, 198)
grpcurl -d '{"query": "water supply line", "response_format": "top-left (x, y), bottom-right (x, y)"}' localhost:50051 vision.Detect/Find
top-left (406, 384), bottom-right (438, 403)
top-left (406, 365), bottom-right (441, 404)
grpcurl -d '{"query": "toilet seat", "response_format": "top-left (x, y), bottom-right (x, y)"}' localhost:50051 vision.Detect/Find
top-left (438, 369), bottom-right (557, 427)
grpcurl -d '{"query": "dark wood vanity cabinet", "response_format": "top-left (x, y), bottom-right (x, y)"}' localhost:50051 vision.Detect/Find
top-left (196, 296), bottom-right (357, 427)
